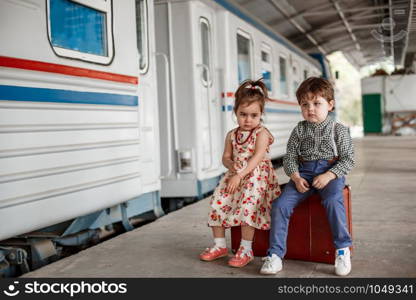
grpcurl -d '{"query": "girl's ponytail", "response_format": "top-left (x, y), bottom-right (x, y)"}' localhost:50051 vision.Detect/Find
top-left (234, 78), bottom-right (268, 114)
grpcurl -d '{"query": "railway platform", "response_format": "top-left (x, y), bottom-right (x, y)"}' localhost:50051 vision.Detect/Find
top-left (23, 136), bottom-right (416, 278)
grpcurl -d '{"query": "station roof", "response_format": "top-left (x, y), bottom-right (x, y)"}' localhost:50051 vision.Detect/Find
top-left (229, 0), bottom-right (415, 69)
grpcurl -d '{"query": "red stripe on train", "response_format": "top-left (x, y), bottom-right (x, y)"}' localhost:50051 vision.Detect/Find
top-left (0, 56), bottom-right (138, 85)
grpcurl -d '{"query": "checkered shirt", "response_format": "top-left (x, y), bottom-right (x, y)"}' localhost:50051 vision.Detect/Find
top-left (283, 116), bottom-right (355, 178)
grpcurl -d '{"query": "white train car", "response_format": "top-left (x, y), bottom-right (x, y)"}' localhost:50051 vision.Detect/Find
top-left (154, 0), bottom-right (224, 201)
top-left (215, 0), bottom-right (322, 159)
top-left (0, 0), bottom-right (162, 274)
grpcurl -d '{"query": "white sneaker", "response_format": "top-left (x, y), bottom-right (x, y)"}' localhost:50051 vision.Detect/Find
top-left (260, 254), bottom-right (282, 275)
top-left (335, 247), bottom-right (351, 276)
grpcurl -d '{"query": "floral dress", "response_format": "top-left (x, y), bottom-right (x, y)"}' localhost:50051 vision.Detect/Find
top-left (207, 126), bottom-right (281, 230)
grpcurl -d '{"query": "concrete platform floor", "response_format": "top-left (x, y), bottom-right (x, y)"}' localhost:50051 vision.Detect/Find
top-left (24, 136), bottom-right (416, 278)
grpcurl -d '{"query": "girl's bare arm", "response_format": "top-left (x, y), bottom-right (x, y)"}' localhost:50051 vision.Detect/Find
top-left (222, 131), bottom-right (234, 171)
top-left (236, 129), bottom-right (269, 178)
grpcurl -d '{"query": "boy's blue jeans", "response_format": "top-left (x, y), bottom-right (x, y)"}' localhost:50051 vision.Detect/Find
top-left (267, 159), bottom-right (353, 258)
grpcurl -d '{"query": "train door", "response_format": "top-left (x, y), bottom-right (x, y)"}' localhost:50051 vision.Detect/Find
top-left (136, 0), bottom-right (160, 193)
top-left (194, 6), bottom-right (221, 174)
top-left (220, 28), bottom-right (253, 134)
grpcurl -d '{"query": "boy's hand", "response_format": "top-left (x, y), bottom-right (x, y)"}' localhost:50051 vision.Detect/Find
top-left (293, 177), bottom-right (310, 193)
top-left (312, 172), bottom-right (336, 189)
top-left (226, 174), bottom-right (242, 194)
top-left (290, 172), bottom-right (310, 193)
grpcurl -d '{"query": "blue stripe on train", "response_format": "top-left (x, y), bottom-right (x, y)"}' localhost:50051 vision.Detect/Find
top-left (0, 85), bottom-right (138, 106)
top-left (222, 105), bottom-right (234, 111)
top-left (222, 105), bottom-right (299, 114)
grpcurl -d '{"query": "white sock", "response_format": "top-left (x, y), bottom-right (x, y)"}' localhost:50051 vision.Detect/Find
top-left (214, 237), bottom-right (226, 248)
top-left (240, 239), bottom-right (252, 253)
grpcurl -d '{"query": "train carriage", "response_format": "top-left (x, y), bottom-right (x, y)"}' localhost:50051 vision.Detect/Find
top-left (0, 0), bottom-right (162, 274)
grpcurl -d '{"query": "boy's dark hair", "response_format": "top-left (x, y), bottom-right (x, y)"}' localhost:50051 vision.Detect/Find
top-left (296, 77), bottom-right (334, 105)
top-left (234, 79), bottom-right (268, 114)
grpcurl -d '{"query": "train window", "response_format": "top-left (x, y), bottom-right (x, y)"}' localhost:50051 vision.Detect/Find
top-left (261, 46), bottom-right (272, 92)
top-left (200, 18), bottom-right (212, 86)
top-left (292, 64), bottom-right (299, 94)
top-left (47, 0), bottom-right (114, 64)
top-left (279, 56), bottom-right (288, 95)
top-left (262, 70), bottom-right (272, 92)
top-left (261, 51), bottom-right (270, 63)
top-left (237, 32), bottom-right (252, 83)
top-left (136, 0), bottom-right (149, 73)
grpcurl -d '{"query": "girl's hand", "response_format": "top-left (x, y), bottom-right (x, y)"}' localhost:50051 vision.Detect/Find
top-left (226, 174), bottom-right (242, 194)
top-left (227, 162), bottom-right (239, 174)
top-left (234, 160), bottom-right (247, 174)
top-left (224, 159), bottom-right (237, 174)
top-left (312, 172), bottom-right (336, 189)
top-left (232, 162), bottom-right (240, 173)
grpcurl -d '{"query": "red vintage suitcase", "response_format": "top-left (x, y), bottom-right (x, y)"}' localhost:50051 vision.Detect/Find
top-left (231, 185), bottom-right (352, 264)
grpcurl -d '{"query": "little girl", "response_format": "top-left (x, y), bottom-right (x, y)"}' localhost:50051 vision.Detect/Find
top-left (199, 79), bottom-right (281, 268)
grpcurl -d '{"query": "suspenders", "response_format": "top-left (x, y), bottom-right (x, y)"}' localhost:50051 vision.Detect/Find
top-left (331, 121), bottom-right (339, 158)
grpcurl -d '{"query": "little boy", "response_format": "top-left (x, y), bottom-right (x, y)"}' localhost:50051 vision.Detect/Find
top-left (260, 77), bottom-right (354, 276)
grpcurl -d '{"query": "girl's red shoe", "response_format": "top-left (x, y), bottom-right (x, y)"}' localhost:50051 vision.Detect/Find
top-left (199, 247), bottom-right (228, 261)
top-left (228, 246), bottom-right (254, 267)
